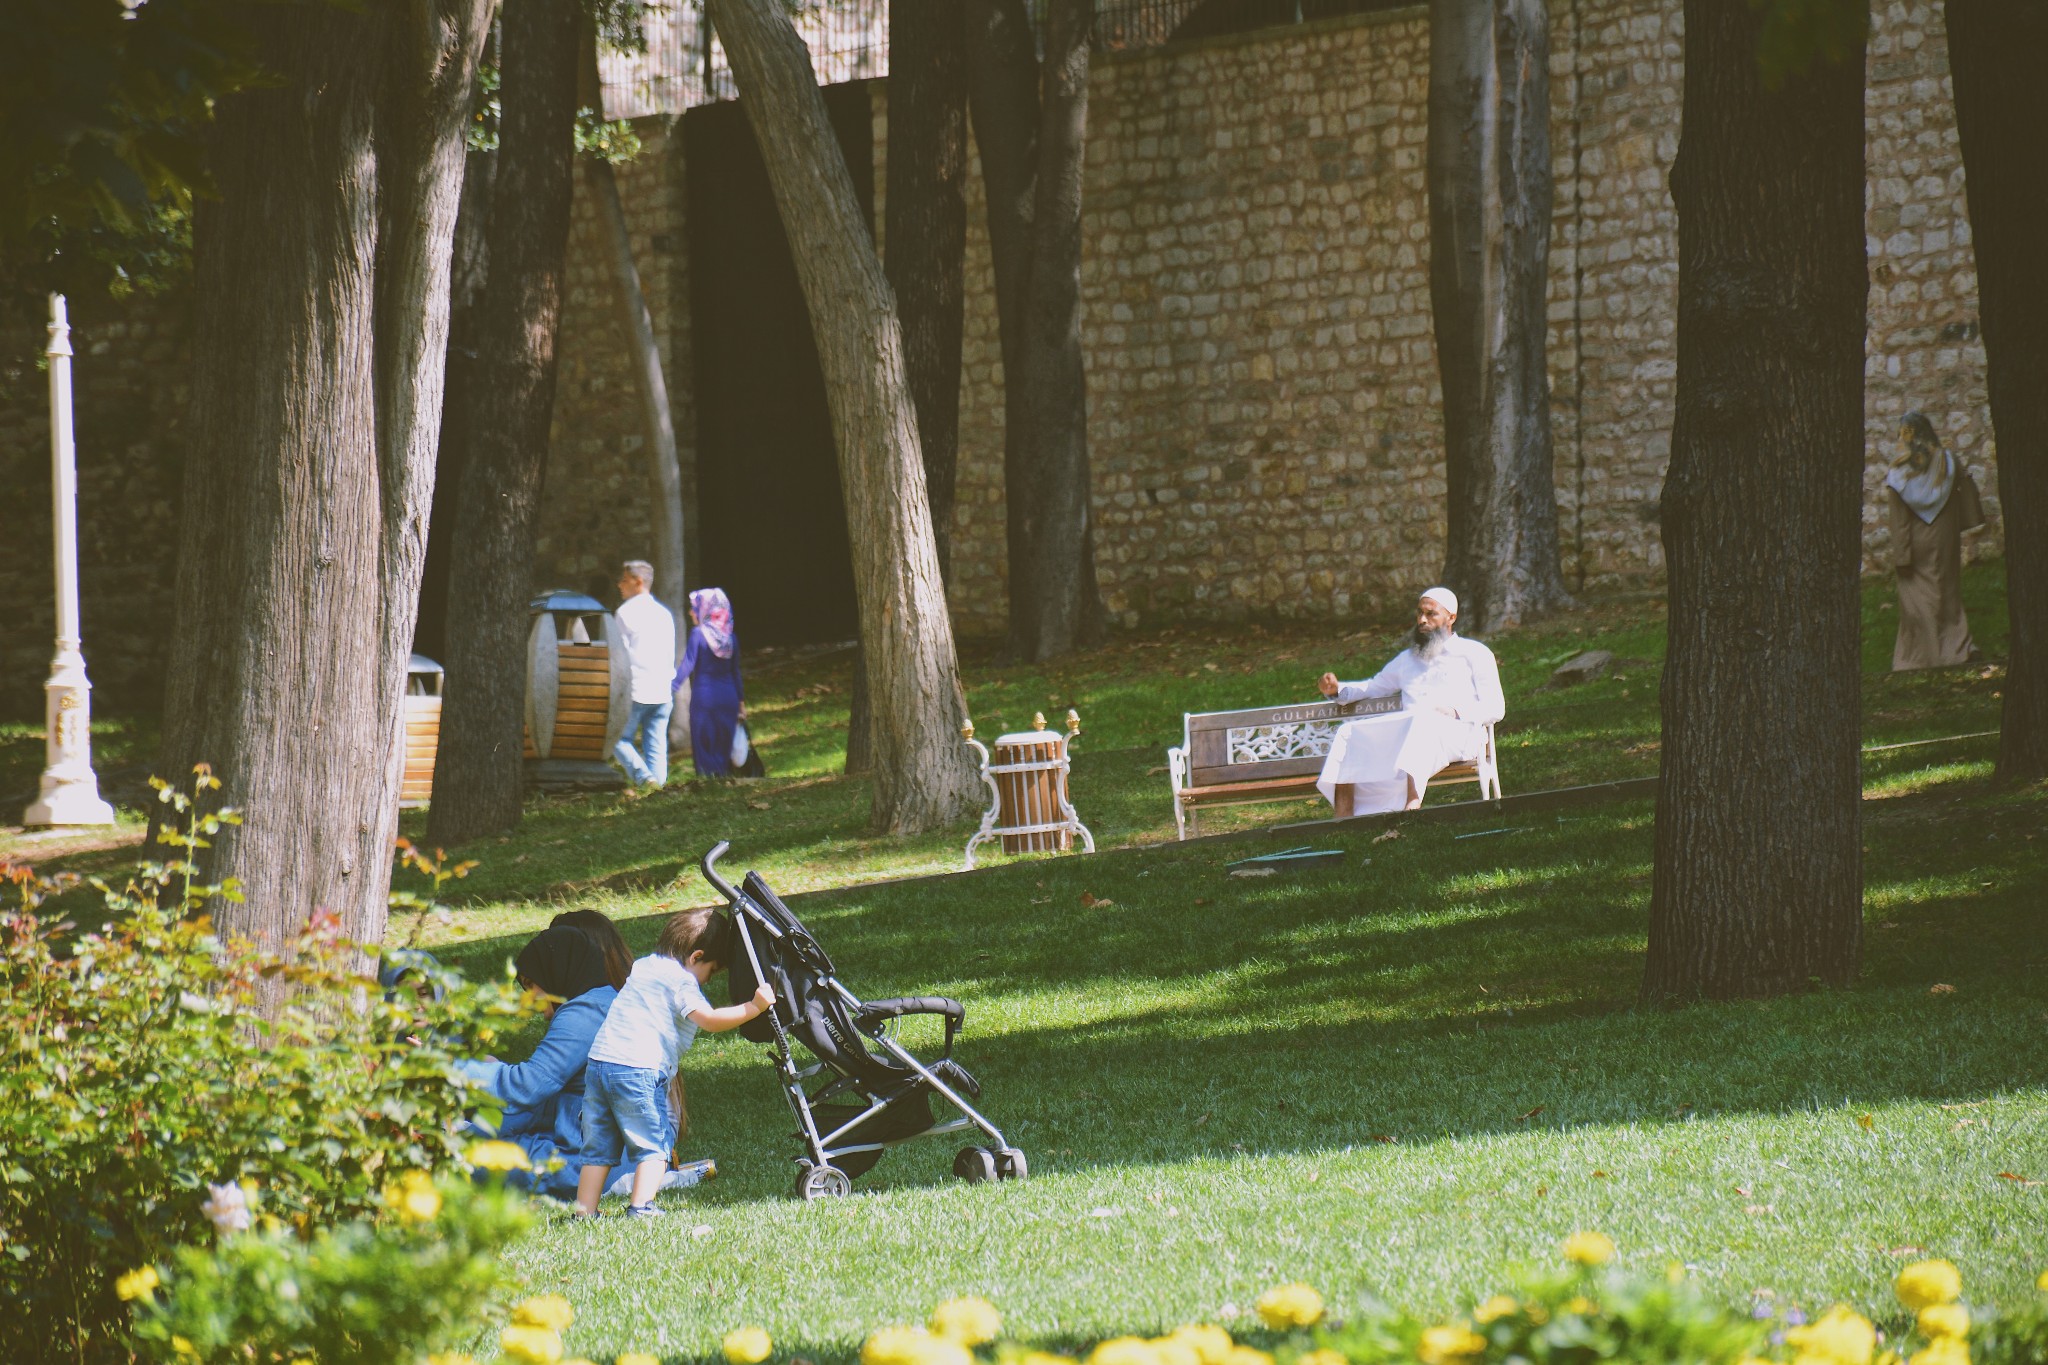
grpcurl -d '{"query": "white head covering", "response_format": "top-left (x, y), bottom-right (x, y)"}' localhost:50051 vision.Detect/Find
top-left (1420, 586), bottom-right (1458, 616)
top-left (1886, 448), bottom-right (1955, 525)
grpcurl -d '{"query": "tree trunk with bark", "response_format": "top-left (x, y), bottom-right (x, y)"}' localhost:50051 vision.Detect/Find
top-left (1641, 1), bottom-right (1867, 1003)
top-left (708, 0), bottom-right (981, 832)
top-left (964, 0), bottom-right (1104, 662)
top-left (427, 0), bottom-right (581, 849)
top-left (849, 0), bottom-right (970, 775)
top-left (1946, 0), bottom-right (2048, 784)
top-left (154, 0), bottom-right (491, 953)
top-left (414, 146), bottom-right (497, 661)
top-left (1427, 0), bottom-right (1573, 637)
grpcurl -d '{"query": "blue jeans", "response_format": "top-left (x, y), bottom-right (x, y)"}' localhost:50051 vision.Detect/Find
top-left (581, 1061), bottom-right (671, 1169)
top-left (613, 699), bottom-right (673, 786)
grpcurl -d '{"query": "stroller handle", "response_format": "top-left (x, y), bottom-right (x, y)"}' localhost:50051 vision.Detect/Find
top-left (701, 841), bottom-right (740, 902)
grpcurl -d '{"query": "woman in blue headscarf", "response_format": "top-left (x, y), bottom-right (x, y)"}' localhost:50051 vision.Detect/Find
top-left (677, 587), bottom-right (746, 778)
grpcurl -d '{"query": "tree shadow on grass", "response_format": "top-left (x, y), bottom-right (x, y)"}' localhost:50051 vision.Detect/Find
top-left (450, 777), bottom-right (2046, 1211)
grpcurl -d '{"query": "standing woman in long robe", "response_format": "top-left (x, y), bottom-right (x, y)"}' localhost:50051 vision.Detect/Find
top-left (678, 588), bottom-right (745, 777)
top-left (1886, 411), bottom-right (1985, 671)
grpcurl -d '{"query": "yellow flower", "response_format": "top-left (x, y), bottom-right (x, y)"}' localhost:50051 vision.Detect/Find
top-left (425, 1355), bottom-right (478, 1365)
top-left (1297, 1351), bottom-right (1348, 1365)
top-left (1562, 1231), bottom-right (1615, 1267)
top-left (1896, 1262), bottom-right (1963, 1312)
top-left (1918, 1305), bottom-right (1969, 1340)
top-left (1148, 1338), bottom-right (1199, 1365)
top-left (502, 1324), bottom-right (565, 1364)
top-left (1089, 1338), bottom-right (1163, 1365)
top-left (1786, 1305), bottom-right (1876, 1365)
top-left (1907, 1341), bottom-right (1970, 1365)
top-left (514, 1295), bottom-right (576, 1332)
top-left (724, 1327), bottom-right (774, 1365)
top-left (1021, 1354), bottom-right (1079, 1365)
top-left (617, 1355), bottom-right (662, 1365)
top-left (468, 1139), bottom-right (534, 1173)
top-left (1220, 1349), bottom-right (1272, 1365)
top-left (863, 1326), bottom-right (971, 1365)
top-left (931, 1297), bottom-right (1002, 1346)
top-left (2037, 1269), bottom-right (2048, 1292)
top-left (1255, 1283), bottom-right (1325, 1329)
top-left (171, 1337), bottom-right (198, 1359)
top-left (385, 1170), bottom-right (442, 1224)
top-left (1473, 1296), bottom-right (1519, 1324)
top-left (1563, 1297), bottom-right (1595, 1316)
top-left (115, 1265), bottom-right (161, 1303)
top-left (1166, 1326), bottom-right (1233, 1365)
top-left (1416, 1325), bottom-right (1485, 1365)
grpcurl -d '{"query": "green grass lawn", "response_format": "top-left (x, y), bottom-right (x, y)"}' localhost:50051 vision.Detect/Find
top-left (4, 565), bottom-right (2039, 1362)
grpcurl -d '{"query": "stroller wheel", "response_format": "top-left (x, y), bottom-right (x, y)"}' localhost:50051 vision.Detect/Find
top-left (795, 1163), bottom-right (852, 1201)
top-left (994, 1147), bottom-right (1028, 1181)
top-left (953, 1146), bottom-right (998, 1183)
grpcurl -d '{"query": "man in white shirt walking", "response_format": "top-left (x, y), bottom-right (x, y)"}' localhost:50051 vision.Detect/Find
top-left (1313, 586), bottom-right (1505, 816)
top-left (613, 560), bottom-right (678, 787)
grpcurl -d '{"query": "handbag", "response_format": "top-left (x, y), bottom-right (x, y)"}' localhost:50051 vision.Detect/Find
top-left (730, 721), bottom-right (765, 778)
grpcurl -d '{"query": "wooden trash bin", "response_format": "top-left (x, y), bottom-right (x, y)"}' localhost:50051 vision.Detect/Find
top-left (521, 591), bottom-right (631, 790)
top-left (399, 654), bottom-right (443, 808)
top-left (962, 711), bottom-right (1096, 869)
top-left (993, 730), bottom-right (1070, 854)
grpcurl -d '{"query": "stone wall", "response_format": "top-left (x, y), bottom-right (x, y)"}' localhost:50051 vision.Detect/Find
top-left (531, 122), bottom-right (699, 602)
top-left (925, 0), bottom-right (1999, 634)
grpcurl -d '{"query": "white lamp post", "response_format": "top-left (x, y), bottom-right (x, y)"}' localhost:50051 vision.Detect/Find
top-left (23, 294), bottom-right (116, 828)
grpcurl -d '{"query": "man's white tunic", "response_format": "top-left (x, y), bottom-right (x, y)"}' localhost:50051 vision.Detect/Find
top-left (1315, 634), bottom-right (1506, 813)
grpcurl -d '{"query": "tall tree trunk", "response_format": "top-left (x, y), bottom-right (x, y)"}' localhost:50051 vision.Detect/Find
top-left (849, 0), bottom-right (970, 776)
top-left (1016, 0), bottom-right (1102, 659)
top-left (427, 0), bottom-right (581, 849)
top-left (964, 0), bottom-right (1103, 662)
top-left (1641, 1), bottom-right (1867, 1003)
top-left (708, 0), bottom-right (981, 832)
top-left (963, 0), bottom-right (1041, 648)
top-left (414, 146), bottom-right (498, 661)
top-left (1428, 0), bottom-right (1573, 637)
top-left (1946, 0), bottom-right (2048, 784)
top-left (156, 0), bottom-right (492, 952)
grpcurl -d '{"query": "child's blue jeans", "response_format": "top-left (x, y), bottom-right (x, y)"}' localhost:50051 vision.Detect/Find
top-left (581, 1061), bottom-right (670, 1168)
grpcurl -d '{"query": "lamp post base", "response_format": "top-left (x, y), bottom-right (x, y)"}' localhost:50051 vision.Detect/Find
top-left (22, 648), bottom-right (116, 828)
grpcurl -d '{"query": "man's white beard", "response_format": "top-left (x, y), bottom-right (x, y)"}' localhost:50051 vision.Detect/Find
top-left (1413, 624), bottom-right (1451, 662)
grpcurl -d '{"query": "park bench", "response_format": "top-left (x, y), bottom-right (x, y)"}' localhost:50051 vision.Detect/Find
top-left (1165, 697), bottom-right (1502, 839)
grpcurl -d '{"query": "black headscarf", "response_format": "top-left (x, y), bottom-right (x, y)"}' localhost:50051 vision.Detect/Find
top-left (514, 925), bottom-right (614, 1002)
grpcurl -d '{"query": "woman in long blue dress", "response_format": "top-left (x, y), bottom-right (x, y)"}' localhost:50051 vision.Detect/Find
top-left (678, 587), bottom-right (745, 777)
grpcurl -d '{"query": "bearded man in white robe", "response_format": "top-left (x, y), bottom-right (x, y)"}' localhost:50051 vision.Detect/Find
top-left (1314, 587), bottom-right (1505, 816)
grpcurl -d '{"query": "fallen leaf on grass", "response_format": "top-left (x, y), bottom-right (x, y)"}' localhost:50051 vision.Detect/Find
top-left (1372, 827), bottom-right (1402, 843)
top-left (1079, 891), bottom-right (1115, 907)
top-left (1930, 983), bottom-right (1956, 995)
top-left (1941, 1102), bottom-right (1983, 1111)
top-left (1516, 1105), bottom-right (1545, 1122)
top-left (1734, 1185), bottom-right (1752, 1198)
top-left (1370, 1134), bottom-right (1396, 1144)
top-left (748, 800), bottom-right (771, 810)
top-left (1996, 1172), bottom-right (2042, 1187)
top-left (1745, 1204), bottom-right (1775, 1216)
top-left (1857, 1113), bottom-right (1874, 1130)
top-left (1888, 1246), bottom-right (1926, 1257)
top-left (1953, 1119), bottom-right (1979, 1130)
top-left (1591, 1169), bottom-right (1611, 1179)
top-left (1193, 897), bottom-right (1211, 906)
top-left (1204, 662), bottom-right (1220, 672)
top-left (1194, 1113), bottom-right (1211, 1127)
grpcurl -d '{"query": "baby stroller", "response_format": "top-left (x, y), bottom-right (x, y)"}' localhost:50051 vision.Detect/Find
top-left (700, 841), bottom-right (1026, 1200)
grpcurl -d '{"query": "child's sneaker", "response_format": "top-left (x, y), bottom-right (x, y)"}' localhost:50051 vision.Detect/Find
top-left (623, 1202), bottom-right (666, 1219)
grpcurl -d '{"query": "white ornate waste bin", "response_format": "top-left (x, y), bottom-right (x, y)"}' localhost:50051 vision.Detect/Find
top-left (961, 710), bottom-right (1095, 870)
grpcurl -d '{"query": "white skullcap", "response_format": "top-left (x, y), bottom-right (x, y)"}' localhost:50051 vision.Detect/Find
top-left (1420, 586), bottom-right (1458, 615)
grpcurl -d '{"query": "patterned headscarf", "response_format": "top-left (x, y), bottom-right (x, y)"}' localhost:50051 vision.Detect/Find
top-left (690, 587), bottom-right (736, 659)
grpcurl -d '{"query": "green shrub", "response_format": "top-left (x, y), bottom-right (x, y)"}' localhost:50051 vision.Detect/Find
top-left (0, 776), bottom-right (527, 1363)
top-left (125, 1166), bottom-right (535, 1365)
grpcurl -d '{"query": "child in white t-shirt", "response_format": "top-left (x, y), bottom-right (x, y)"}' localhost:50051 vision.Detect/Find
top-left (575, 906), bottom-right (773, 1217)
